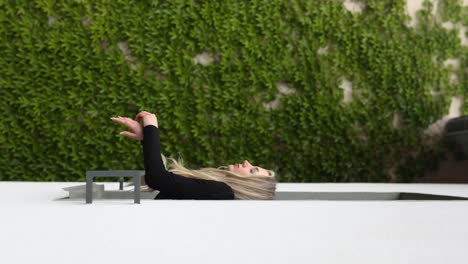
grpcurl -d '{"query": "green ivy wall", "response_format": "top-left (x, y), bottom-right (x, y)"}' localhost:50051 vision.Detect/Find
top-left (0, 0), bottom-right (466, 182)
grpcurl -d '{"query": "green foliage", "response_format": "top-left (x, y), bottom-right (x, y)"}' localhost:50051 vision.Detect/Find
top-left (0, 0), bottom-right (465, 182)
top-left (438, 0), bottom-right (464, 22)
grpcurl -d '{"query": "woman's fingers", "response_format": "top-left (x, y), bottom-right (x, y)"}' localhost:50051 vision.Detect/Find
top-left (135, 113), bottom-right (144, 123)
top-left (120, 131), bottom-right (140, 140)
top-left (111, 116), bottom-right (143, 140)
top-left (136, 111), bottom-right (147, 121)
top-left (111, 117), bottom-right (137, 127)
top-left (136, 111), bottom-right (156, 119)
top-left (111, 117), bottom-right (126, 123)
top-left (111, 117), bottom-right (130, 129)
top-left (135, 111), bottom-right (158, 127)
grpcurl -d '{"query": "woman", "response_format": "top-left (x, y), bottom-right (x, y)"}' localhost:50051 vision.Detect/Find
top-left (111, 111), bottom-right (277, 200)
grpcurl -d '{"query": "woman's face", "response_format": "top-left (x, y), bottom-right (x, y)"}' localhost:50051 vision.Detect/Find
top-left (228, 160), bottom-right (271, 176)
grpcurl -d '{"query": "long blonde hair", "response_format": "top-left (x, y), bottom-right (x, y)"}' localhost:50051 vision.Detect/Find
top-left (130, 154), bottom-right (277, 200)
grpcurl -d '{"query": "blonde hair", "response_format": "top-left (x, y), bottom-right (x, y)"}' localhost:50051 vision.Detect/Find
top-left (130, 154), bottom-right (277, 200)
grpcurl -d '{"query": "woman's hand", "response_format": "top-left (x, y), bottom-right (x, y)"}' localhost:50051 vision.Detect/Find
top-left (110, 116), bottom-right (144, 141)
top-left (135, 111), bottom-right (158, 128)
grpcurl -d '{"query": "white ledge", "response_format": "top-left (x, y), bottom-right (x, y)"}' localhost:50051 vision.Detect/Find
top-left (1, 182), bottom-right (468, 264)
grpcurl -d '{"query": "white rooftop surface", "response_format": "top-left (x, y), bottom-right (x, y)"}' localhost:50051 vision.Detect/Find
top-left (1, 182), bottom-right (468, 264)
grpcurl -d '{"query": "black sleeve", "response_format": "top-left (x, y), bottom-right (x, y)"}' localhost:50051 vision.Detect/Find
top-left (141, 125), bottom-right (234, 200)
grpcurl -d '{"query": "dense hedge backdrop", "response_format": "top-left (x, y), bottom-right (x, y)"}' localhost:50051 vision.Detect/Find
top-left (1, 0), bottom-right (466, 182)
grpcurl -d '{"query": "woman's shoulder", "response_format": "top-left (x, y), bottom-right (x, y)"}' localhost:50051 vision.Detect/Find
top-left (212, 181), bottom-right (235, 200)
top-left (191, 178), bottom-right (234, 199)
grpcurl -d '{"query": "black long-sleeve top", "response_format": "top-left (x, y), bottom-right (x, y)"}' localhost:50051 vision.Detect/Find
top-left (142, 125), bottom-right (235, 200)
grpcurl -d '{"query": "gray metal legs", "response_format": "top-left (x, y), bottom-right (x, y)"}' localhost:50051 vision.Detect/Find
top-left (86, 172), bottom-right (94, 204)
top-left (86, 170), bottom-right (145, 204)
top-left (133, 172), bottom-right (141, 203)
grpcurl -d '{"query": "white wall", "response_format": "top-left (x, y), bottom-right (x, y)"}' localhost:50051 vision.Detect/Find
top-left (1, 182), bottom-right (468, 264)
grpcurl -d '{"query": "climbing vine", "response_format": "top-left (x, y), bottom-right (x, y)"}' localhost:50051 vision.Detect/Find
top-left (0, 0), bottom-right (465, 182)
